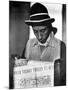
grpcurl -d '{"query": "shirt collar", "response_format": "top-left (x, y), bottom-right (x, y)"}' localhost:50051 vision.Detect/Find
top-left (33, 31), bottom-right (55, 47)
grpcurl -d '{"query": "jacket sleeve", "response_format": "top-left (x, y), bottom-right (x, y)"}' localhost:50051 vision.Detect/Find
top-left (21, 40), bottom-right (31, 59)
top-left (60, 41), bottom-right (66, 85)
top-left (54, 41), bottom-right (66, 86)
top-left (24, 39), bottom-right (31, 59)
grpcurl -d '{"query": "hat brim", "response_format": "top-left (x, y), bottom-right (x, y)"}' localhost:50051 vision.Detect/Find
top-left (25, 18), bottom-right (55, 26)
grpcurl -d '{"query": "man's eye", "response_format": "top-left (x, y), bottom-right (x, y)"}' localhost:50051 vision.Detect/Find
top-left (34, 30), bottom-right (38, 33)
top-left (41, 29), bottom-right (45, 32)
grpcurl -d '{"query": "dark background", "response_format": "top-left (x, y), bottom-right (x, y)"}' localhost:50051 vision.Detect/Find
top-left (9, 1), bottom-right (30, 56)
top-left (9, 1), bottom-right (30, 88)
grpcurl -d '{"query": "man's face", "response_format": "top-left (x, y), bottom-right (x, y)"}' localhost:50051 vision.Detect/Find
top-left (32, 26), bottom-right (51, 44)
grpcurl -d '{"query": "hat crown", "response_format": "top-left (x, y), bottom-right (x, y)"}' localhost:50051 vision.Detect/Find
top-left (30, 3), bottom-right (48, 15)
top-left (25, 3), bottom-right (55, 26)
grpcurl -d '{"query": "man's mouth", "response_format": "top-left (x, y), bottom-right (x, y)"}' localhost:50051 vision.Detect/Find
top-left (39, 39), bottom-right (44, 42)
top-left (39, 39), bottom-right (47, 44)
top-left (39, 39), bottom-right (43, 42)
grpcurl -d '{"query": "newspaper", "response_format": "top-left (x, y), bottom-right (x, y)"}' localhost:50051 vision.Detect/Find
top-left (14, 59), bottom-right (54, 88)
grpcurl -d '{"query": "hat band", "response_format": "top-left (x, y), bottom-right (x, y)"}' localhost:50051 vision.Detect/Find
top-left (30, 13), bottom-right (48, 17)
top-left (30, 15), bottom-right (50, 20)
top-left (25, 18), bottom-right (52, 23)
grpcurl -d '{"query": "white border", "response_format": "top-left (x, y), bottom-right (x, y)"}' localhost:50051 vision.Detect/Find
top-left (0, 0), bottom-right (68, 90)
top-left (11, 0), bottom-right (68, 4)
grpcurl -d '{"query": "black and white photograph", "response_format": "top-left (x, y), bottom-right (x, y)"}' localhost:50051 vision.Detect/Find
top-left (9, 0), bottom-right (66, 89)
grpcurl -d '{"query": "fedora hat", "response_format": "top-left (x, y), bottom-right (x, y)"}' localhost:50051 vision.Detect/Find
top-left (25, 3), bottom-right (55, 26)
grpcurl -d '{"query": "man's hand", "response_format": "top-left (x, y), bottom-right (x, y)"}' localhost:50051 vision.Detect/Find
top-left (11, 54), bottom-right (21, 60)
top-left (10, 54), bottom-right (28, 66)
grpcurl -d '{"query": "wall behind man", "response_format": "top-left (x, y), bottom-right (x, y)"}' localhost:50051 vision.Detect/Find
top-left (9, 1), bottom-right (30, 88)
top-left (9, 1), bottom-right (30, 57)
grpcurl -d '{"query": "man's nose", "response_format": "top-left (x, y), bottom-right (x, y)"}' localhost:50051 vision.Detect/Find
top-left (38, 32), bottom-right (42, 39)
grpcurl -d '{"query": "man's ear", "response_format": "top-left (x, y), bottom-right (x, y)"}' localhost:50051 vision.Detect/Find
top-left (50, 31), bottom-right (54, 38)
top-left (52, 27), bottom-right (57, 34)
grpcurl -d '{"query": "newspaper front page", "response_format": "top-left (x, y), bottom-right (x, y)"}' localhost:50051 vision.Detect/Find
top-left (14, 59), bottom-right (54, 88)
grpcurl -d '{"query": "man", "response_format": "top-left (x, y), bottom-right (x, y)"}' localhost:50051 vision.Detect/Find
top-left (24, 3), bottom-right (66, 86)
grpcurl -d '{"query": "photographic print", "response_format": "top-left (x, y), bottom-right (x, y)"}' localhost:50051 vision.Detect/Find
top-left (9, 0), bottom-right (66, 89)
